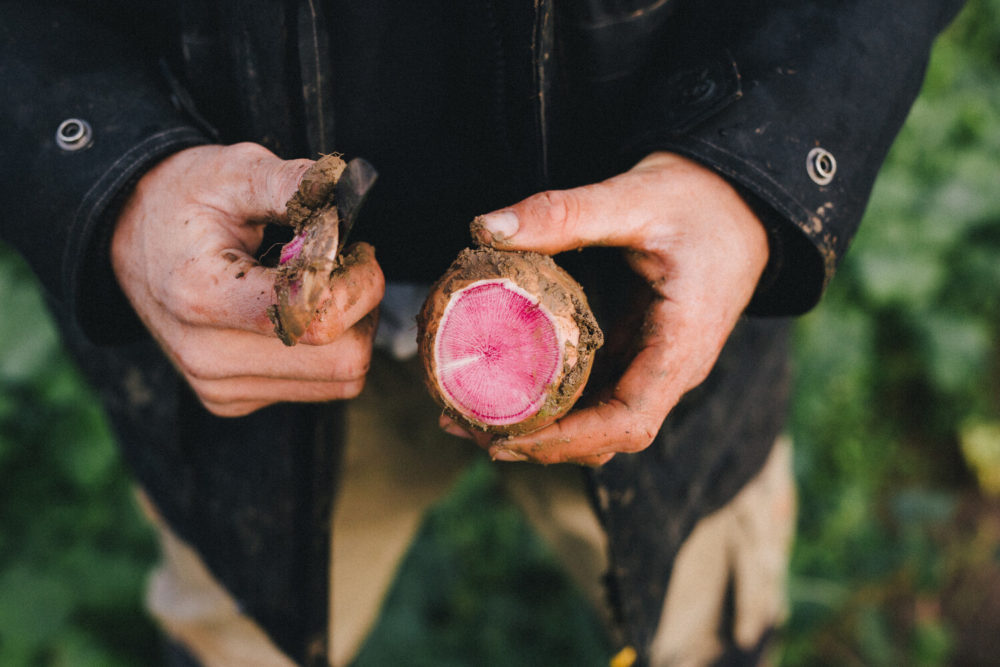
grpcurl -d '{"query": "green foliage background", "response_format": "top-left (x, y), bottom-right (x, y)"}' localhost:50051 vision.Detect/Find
top-left (1, 1), bottom-right (998, 664)
top-left (784, 1), bottom-right (1000, 663)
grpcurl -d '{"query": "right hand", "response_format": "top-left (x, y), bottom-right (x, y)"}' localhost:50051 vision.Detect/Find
top-left (111, 143), bottom-right (385, 417)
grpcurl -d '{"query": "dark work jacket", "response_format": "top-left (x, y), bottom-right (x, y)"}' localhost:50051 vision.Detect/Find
top-left (0, 1), bottom-right (964, 664)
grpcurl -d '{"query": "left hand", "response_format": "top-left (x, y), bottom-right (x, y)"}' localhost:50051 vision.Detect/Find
top-left (443, 152), bottom-right (770, 466)
top-left (111, 144), bottom-right (384, 417)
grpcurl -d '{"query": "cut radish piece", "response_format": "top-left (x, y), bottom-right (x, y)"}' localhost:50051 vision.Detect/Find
top-left (418, 247), bottom-right (603, 436)
top-left (268, 154), bottom-right (346, 346)
top-left (279, 231), bottom-right (307, 265)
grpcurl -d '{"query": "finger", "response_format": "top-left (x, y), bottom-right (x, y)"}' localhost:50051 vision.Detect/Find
top-left (470, 174), bottom-right (656, 255)
top-left (191, 375), bottom-right (369, 417)
top-left (439, 414), bottom-right (475, 439)
top-left (157, 248), bottom-right (275, 332)
top-left (195, 376), bottom-right (368, 418)
top-left (439, 414), bottom-right (494, 449)
top-left (486, 390), bottom-right (669, 465)
top-left (579, 452), bottom-right (617, 467)
top-left (490, 445), bottom-right (615, 468)
top-left (161, 312), bottom-right (375, 383)
top-left (486, 305), bottom-right (703, 464)
top-left (161, 243), bottom-right (384, 340)
top-left (217, 143), bottom-right (315, 223)
top-left (485, 393), bottom-right (664, 465)
top-left (296, 245), bottom-right (386, 345)
top-left (200, 399), bottom-right (272, 419)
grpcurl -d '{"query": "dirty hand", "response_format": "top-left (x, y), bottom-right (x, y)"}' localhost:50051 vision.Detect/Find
top-left (111, 143), bottom-right (385, 417)
top-left (449, 152), bottom-right (769, 466)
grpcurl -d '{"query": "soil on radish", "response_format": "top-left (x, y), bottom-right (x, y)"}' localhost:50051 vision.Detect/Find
top-left (285, 154), bottom-right (347, 228)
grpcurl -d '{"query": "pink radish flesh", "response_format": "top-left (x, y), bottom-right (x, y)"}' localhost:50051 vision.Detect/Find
top-left (279, 231), bottom-right (307, 264)
top-left (434, 279), bottom-right (562, 425)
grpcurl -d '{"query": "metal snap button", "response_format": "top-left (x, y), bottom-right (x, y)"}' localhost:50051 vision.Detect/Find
top-left (806, 147), bottom-right (836, 185)
top-left (687, 78), bottom-right (716, 104)
top-left (56, 118), bottom-right (93, 151)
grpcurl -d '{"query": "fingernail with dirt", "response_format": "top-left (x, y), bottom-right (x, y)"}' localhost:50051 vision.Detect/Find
top-left (472, 211), bottom-right (519, 245)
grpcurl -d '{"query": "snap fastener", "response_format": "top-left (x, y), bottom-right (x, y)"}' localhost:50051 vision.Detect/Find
top-left (55, 118), bottom-right (93, 151)
top-left (806, 147), bottom-right (836, 185)
top-left (686, 78), bottom-right (716, 104)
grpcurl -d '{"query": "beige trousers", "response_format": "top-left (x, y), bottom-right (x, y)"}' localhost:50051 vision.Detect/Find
top-left (143, 357), bottom-right (795, 667)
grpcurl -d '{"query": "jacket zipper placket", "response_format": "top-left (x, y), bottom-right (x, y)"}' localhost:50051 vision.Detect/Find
top-left (291, 5), bottom-right (338, 666)
top-left (532, 0), bottom-right (555, 186)
top-left (296, 0), bottom-right (336, 155)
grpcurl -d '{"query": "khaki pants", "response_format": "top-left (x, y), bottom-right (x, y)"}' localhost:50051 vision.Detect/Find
top-left (144, 357), bottom-right (796, 667)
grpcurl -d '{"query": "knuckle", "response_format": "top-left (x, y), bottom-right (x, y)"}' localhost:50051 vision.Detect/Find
top-left (270, 160), bottom-right (312, 210)
top-left (314, 343), bottom-right (370, 380)
top-left (305, 320), bottom-right (347, 346)
top-left (602, 397), bottom-right (660, 453)
top-left (172, 344), bottom-right (224, 383)
top-left (186, 377), bottom-right (223, 404)
top-left (369, 263), bottom-right (387, 296)
top-left (171, 346), bottom-right (203, 381)
top-left (622, 424), bottom-right (658, 453)
top-left (341, 355), bottom-right (371, 382)
top-left (191, 380), bottom-right (268, 417)
top-left (160, 271), bottom-right (207, 323)
top-left (227, 141), bottom-right (272, 162)
top-left (189, 382), bottom-right (239, 416)
top-left (337, 332), bottom-right (374, 379)
top-left (537, 190), bottom-right (579, 232)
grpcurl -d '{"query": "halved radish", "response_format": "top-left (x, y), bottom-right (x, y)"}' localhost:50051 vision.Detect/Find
top-left (418, 247), bottom-right (603, 436)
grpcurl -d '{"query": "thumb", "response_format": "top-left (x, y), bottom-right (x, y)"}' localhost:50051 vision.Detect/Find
top-left (222, 143), bottom-right (315, 223)
top-left (470, 179), bottom-right (639, 255)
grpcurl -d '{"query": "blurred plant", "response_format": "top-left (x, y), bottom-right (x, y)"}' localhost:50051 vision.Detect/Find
top-left (0, 246), bottom-right (160, 666)
top-left (784, 0), bottom-right (1000, 664)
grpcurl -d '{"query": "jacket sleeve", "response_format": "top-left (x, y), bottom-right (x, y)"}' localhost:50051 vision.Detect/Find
top-left (0, 3), bottom-right (209, 343)
top-left (620, 0), bottom-right (966, 315)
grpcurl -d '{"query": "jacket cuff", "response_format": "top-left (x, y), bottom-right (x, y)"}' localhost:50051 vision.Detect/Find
top-left (618, 1), bottom-right (963, 316)
top-left (630, 136), bottom-right (830, 316)
top-left (616, 49), bottom-right (835, 316)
